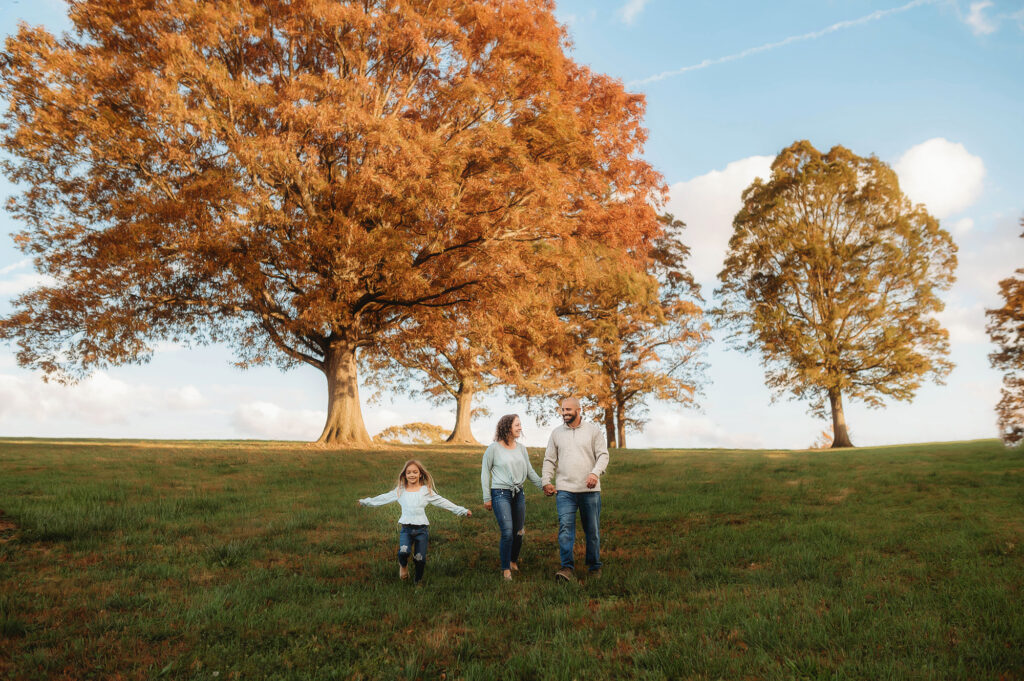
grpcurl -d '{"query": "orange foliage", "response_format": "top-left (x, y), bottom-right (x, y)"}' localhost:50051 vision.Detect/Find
top-left (0, 0), bottom-right (665, 445)
top-left (986, 218), bottom-right (1024, 446)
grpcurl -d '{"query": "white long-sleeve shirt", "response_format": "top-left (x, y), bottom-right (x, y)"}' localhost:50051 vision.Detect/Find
top-left (359, 486), bottom-right (469, 525)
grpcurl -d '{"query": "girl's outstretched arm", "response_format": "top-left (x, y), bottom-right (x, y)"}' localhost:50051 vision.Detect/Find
top-left (358, 488), bottom-right (399, 507)
top-left (425, 491), bottom-right (471, 517)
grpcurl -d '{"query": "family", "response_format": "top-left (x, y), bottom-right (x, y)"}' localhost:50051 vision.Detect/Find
top-left (357, 397), bottom-right (609, 585)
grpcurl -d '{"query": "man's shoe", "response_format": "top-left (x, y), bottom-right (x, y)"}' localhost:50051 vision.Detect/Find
top-left (588, 568), bottom-right (602, 580)
top-left (555, 567), bottom-right (575, 582)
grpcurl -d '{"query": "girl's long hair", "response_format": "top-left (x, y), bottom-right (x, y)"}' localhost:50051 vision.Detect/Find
top-left (396, 459), bottom-right (436, 495)
top-left (494, 414), bottom-right (519, 445)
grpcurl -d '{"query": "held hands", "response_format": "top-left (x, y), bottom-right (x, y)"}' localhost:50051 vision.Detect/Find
top-left (543, 484), bottom-right (555, 496)
top-left (586, 474), bottom-right (599, 489)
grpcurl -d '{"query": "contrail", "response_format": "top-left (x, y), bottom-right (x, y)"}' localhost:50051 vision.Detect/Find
top-left (629, 0), bottom-right (939, 86)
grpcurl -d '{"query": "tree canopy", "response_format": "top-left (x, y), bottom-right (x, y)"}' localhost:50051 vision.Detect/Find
top-left (986, 218), bottom-right (1024, 446)
top-left (0, 0), bottom-right (665, 445)
top-left (716, 141), bottom-right (957, 448)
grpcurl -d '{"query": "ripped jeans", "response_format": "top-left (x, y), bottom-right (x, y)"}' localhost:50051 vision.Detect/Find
top-left (398, 524), bottom-right (429, 583)
top-left (490, 488), bottom-right (526, 571)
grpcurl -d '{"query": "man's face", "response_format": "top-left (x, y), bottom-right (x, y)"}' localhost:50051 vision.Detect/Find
top-left (560, 401), bottom-right (580, 425)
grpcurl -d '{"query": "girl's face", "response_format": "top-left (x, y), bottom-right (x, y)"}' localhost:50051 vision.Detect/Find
top-left (511, 418), bottom-right (522, 439)
top-left (404, 464), bottom-right (421, 486)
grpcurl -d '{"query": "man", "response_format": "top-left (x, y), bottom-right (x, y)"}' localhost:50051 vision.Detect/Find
top-left (542, 396), bottom-right (609, 582)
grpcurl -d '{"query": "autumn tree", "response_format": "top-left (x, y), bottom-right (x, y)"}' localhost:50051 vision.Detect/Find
top-left (986, 217), bottom-right (1024, 446)
top-left (569, 215), bottom-right (708, 447)
top-left (716, 141), bottom-right (957, 448)
top-left (362, 284), bottom-right (563, 445)
top-left (0, 0), bottom-right (665, 445)
top-left (374, 422), bottom-right (448, 445)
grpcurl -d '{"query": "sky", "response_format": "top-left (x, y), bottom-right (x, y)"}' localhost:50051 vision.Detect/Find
top-left (0, 0), bottom-right (1022, 448)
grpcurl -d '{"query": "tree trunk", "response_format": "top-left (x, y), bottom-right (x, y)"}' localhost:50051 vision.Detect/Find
top-left (829, 388), bottom-right (854, 448)
top-left (316, 341), bottom-right (373, 447)
top-left (445, 381), bottom-right (481, 445)
top-left (604, 408), bottom-right (616, 448)
top-left (616, 401), bottom-right (627, 449)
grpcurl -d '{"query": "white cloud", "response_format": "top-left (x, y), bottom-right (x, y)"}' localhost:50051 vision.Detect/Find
top-left (965, 1), bottom-right (998, 34)
top-left (894, 138), bottom-right (985, 219)
top-left (231, 401), bottom-right (325, 440)
top-left (0, 371), bottom-right (209, 426)
top-left (952, 217), bottom-right (975, 234)
top-left (164, 385), bottom-right (207, 410)
top-left (667, 155), bottom-right (774, 285)
top-left (630, 411), bottom-right (765, 449)
top-left (0, 259), bottom-right (32, 276)
top-left (618, 0), bottom-right (651, 24)
top-left (936, 300), bottom-right (989, 345)
top-left (0, 271), bottom-right (55, 296)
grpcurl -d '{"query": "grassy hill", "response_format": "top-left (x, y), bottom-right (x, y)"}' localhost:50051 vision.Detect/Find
top-left (0, 438), bottom-right (1021, 680)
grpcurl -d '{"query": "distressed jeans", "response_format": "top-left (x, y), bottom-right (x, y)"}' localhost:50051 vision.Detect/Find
top-left (398, 523), bottom-right (429, 583)
top-left (556, 490), bottom-right (601, 572)
top-left (490, 488), bottom-right (526, 571)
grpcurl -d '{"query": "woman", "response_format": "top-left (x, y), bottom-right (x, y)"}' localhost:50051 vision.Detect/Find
top-left (480, 414), bottom-right (544, 581)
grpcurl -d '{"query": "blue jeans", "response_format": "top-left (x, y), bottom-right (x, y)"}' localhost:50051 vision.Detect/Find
top-left (556, 491), bottom-right (601, 571)
top-left (490, 488), bottom-right (526, 571)
top-left (398, 524), bottom-right (429, 583)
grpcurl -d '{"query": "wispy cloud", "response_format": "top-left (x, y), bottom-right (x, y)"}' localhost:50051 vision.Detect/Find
top-left (630, 0), bottom-right (938, 86)
top-left (618, 0), bottom-right (651, 25)
top-left (965, 1), bottom-right (998, 34)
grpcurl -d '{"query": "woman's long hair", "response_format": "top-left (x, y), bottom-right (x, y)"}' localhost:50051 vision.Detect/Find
top-left (396, 459), bottom-right (436, 495)
top-left (494, 414), bottom-right (519, 445)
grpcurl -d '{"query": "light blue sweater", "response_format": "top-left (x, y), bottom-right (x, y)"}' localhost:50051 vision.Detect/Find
top-left (480, 441), bottom-right (544, 502)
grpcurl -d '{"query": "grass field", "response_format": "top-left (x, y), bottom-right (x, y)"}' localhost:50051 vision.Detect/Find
top-left (0, 438), bottom-right (1021, 680)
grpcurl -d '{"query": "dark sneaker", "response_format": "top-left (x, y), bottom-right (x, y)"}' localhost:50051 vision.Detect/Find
top-left (588, 568), bottom-right (602, 580)
top-left (555, 567), bottom-right (575, 582)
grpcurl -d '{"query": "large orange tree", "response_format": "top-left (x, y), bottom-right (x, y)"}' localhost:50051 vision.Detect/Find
top-left (0, 0), bottom-right (665, 445)
top-left (716, 141), bottom-right (957, 448)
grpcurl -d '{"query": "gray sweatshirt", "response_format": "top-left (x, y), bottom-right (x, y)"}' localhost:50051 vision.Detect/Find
top-left (480, 441), bottom-right (544, 502)
top-left (541, 421), bottom-right (609, 493)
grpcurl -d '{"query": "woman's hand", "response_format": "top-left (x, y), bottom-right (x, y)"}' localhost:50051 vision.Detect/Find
top-left (484, 501), bottom-right (492, 511)
top-left (466, 510), bottom-right (473, 517)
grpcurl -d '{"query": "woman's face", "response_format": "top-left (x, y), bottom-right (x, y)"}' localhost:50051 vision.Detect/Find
top-left (405, 464), bottom-right (421, 485)
top-left (511, 418), bottom-right (522, 439)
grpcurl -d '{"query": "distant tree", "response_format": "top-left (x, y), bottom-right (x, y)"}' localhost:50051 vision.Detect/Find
top-left (986, 217), bottom-right (1024, 446)
top-left (374, 422), bottom-right (448, 445)
top-left (716, 141), bottom-right (957, 448)
top-left (571, 215), bottom-right (709, 447)
top-left (0, 0), bottom-right (665, 446)
top-left (363, 288), bottom-right (559, 445)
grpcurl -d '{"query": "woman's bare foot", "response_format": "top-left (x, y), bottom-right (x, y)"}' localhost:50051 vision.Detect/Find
top-left (502, 569), bottom-right (512, 581)
top-left (399, 565), bottom-right (409, 580)
top-left (510, 562), bottom-right (519, 572)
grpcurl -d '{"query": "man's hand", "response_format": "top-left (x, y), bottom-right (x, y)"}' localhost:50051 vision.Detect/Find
top-left (586, 474), bottom-right (599, 489)
top-left (466, 510), bottom-right (473, 517)
top-left (484, 501), bottom-right (492, 511)
top-left (543, 484), bottom-right (555, 496)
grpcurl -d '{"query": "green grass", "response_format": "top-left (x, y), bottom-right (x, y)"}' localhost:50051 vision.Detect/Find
top-left (0, 437), bottom-right (1021, 680)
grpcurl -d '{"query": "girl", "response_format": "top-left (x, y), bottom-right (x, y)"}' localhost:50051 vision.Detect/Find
top-left (358, 459), bottom-right (472, 584)
top-left (481, 414), bottom-right (544, 581)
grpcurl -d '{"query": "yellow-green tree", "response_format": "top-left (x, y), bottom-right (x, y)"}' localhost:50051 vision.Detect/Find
top-left (716, 141), bottom-right (957, 448)
top-left (986, 218), bottom-right (1024, 446)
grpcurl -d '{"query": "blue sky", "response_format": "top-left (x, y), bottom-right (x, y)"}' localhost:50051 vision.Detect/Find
top-left (1, 0), bottom-right (1022, 448)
